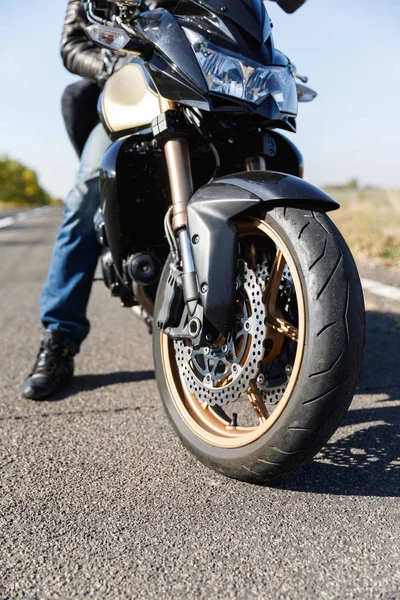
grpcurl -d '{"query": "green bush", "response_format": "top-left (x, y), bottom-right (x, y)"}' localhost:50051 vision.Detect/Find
top-left (0, 157), bottom-right (52, 207)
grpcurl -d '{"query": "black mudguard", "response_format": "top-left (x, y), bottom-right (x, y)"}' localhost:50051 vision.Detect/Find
top-left (187, 171), bottom-right (339, 338)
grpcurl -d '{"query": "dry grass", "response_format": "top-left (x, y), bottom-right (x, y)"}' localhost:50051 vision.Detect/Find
top-left (0, 201), bottom-right (33, 210)
top-left (327, 189), bottom-right (400, 266)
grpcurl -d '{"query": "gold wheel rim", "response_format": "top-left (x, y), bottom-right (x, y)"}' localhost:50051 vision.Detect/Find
top-left (161, 217), bottom-right (306, 449)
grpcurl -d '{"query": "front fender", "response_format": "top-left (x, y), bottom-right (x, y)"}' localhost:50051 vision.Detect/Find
top-left (187, 171), bottom-right (339, 337)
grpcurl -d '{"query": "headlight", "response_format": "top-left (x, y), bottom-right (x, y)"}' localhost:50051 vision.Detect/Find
top-left (184, 29), bottom-right (297, 113)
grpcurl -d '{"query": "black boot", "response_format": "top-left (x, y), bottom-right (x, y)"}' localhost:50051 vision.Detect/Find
top-left (21, 330), bottom-right (74, 400)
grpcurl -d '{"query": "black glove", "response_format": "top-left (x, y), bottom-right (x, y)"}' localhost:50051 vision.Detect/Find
top-left (96, 50), bottom-right (133, 89)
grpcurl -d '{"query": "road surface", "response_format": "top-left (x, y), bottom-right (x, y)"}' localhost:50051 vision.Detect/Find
top-left (0, 209), bottom-right (399, 600)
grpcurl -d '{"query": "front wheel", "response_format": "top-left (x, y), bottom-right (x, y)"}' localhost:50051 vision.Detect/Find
top-left (153, 207), bottom-right (365, 483)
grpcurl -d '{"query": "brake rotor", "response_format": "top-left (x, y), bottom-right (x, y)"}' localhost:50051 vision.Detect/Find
top-left (174, 263), bottom-right (267, 406)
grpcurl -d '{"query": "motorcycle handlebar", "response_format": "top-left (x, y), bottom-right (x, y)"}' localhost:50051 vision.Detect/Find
top-left (84, 0), bottom-right (149, 28)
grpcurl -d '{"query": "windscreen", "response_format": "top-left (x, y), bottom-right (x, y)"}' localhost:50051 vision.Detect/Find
top-left (191, 0), bottom-right (271, 43)
top-left (274, 0), bottom-right (307, 14)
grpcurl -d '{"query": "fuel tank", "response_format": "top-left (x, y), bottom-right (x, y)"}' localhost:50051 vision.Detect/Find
top-left (100, 62), bottom-right (161, 136)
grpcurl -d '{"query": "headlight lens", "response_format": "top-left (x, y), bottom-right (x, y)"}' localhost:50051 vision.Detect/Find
top-left (184, 28), bottom-right (297, 113)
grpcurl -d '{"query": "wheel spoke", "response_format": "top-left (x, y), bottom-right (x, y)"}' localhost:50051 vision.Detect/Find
top-left (247, 380), bottom-right (269, 422)
top-left (263, 248), bottom-right (299, 342)
top-left (258, 327), bottom-right (285, 366)
top-left (267, 317), bottom-right (299, 342)
top-left (231, 344), bottom-right (238, 361)
top-left (263, 248), bottom-right (285, 307)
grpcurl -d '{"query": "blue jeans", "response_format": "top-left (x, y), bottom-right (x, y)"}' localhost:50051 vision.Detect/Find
top-left (40, 123), bottom-right (111, 354)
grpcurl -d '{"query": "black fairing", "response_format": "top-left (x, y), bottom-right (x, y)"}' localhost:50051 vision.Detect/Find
top-left (174, 2), bottom-right (276, 65)
top-left (187, 172), bottom-right (339, 337)
top-left (134, 2), bottom-right (296, 127)
top-left (185, 0), bottom-right (272, 43)
top-left (135, 11), bottom-right (208, 95)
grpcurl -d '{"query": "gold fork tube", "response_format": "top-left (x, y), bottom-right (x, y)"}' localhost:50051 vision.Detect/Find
top-left (244, 155), bottom-right (266, 171)
top-left (164, 138), bottom-right (193, 231)
top-left (159, 97), bottom-right (193, 231)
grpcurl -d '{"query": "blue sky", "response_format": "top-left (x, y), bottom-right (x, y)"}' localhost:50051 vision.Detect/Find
top-left (0, 0), bottom-right (399, 198)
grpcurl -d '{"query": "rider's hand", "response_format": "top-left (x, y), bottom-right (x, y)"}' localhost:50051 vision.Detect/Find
top-left (96, 51), bottom-right (132, 89)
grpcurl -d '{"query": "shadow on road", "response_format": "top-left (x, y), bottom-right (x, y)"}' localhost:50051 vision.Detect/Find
top-left (50, 370), bottom-right (155, 401)
top-left (275, 310), bottom-right (400, 498)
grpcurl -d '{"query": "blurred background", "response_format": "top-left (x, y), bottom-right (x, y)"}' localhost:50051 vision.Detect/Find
top-left (0, 0), bottom-right (399, 264)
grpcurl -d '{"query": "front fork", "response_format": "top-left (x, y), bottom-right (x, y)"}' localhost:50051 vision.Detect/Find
top-left (159, 97), bottom-right (265, 340)
top-left (159, 98), bottom-right (201, 336)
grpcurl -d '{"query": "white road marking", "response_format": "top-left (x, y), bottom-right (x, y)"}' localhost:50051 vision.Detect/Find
top-left (361, 278), bottom-right (400, 302)
top-left (0, 217), bottom-right (15, 229)
top-left (0, 207), bottom-right (52, 230)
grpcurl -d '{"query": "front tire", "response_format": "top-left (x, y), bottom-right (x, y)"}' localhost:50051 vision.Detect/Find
top-left (153, 207), bottom-right (365, 483)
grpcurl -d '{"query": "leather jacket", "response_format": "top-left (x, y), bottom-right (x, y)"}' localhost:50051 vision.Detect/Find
top-left (61, 0), bottom-right (179, 84)
top-left (61, 0), bottom-right (104, 84)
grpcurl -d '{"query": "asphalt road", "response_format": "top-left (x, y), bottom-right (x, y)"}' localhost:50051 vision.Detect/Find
top-left (0, 210), bottom-right (399, 600)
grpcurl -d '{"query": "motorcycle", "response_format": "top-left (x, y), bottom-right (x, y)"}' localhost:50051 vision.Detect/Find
top-left (85, 0), bottom-right (365, 483)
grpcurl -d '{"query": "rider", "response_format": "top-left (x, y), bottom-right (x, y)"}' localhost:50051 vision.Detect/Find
top-left (21, 0), bottom-right (177, 400)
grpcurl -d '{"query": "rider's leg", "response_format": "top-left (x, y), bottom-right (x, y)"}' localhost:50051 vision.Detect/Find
top-left (39, 122), bottom-right (111, 355)
top-left (21, 123), bottom-right (110, 400)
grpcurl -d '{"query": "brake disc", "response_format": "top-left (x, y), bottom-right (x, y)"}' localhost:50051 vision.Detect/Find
top-left (174, 263), bottom-right (267, 406)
